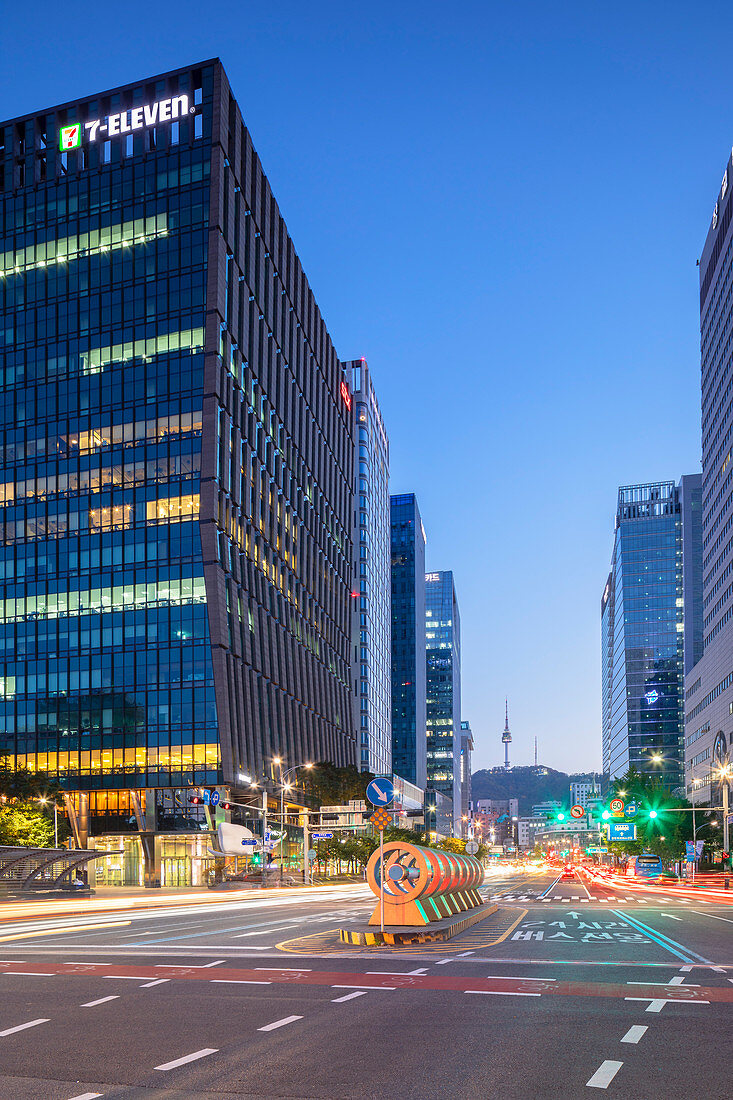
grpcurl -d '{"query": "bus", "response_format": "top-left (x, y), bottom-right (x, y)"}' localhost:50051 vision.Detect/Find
top-left (625, 853), bottom-right (664, 878)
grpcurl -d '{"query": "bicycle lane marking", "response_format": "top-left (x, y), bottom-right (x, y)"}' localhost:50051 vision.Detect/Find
top-left (610, 910), bottom-right (711, 964)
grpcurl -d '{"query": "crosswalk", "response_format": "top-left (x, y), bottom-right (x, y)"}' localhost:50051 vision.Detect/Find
top-left (490, 893), bottom-right (694, 905)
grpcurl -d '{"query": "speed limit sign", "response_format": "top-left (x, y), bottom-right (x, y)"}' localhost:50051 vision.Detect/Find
top-left (610, 798), bottom-right (624, 816)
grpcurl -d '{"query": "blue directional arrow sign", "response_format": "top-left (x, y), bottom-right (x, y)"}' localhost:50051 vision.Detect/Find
top-left (312, 832), bottom-right (333, 840)
top-left (366, 777), bottom-right (394, 806)
top-left (202, 790), bottom-right (211, 806)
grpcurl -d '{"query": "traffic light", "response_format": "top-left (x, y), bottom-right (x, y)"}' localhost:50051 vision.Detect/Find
top-left (221, 802), bottom-right (231, 811)
top-left (648, 809), bottom-right (658, 819)
top-left (556, 812), bottom-right (566, 822)
top-left (189, 795), bottom-right (202, 805)
top-left (601, 810), bottom-right (611, 820)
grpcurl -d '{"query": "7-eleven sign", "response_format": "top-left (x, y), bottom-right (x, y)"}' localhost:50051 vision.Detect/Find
top-left (59, 124), bottom-right (81, 151)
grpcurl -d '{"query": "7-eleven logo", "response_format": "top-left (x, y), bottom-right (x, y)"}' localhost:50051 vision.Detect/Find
top-left (59, 124), bottom-right (81, 151)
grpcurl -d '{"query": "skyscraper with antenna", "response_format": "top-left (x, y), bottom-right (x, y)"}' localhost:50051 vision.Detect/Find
top-left (502, 700), bottom-right (512, 771)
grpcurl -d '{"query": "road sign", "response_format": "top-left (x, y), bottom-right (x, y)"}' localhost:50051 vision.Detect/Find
top-left (210, 790), bottom-right (220, 807)
top-left (370, 808), bottom-right (392, 830)
top-left (366, 777), bottom-right (394, 806)
top-left (608, 822), bottom-right (636, 841)
top-left (240, 839), bottom-right (257, 848)
top-left (685, 841), bottom-right (696, 860)
top-left (625, 801), bottom-right (638, 817)
top-left (570, 805), bottom-right (584, 818)
top-left (312, 832), bottom-right (333, 840)
top-left (202, 789), bottom-right (211, 806)
top-left (307, 849), bottom-right (317, 861)
top-left (465, 840), bottom-right (479, 855)
top-left (610, 798), bottom-right (624, 816)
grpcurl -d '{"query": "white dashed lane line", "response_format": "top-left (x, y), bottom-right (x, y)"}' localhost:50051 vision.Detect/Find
top-left (0, 1018), bottom-right (50, 1036)
top-left (332, 991), bottom-right (368, 1002)
top-left (586, 1060), bottom-right (623, 1089)
top-left (257, 1015), bottom-right (303, 1032)
top-left (155, 1047), bottom-right (218, 1071)
top-left (81, 996), bottom-right (119, 1007)
top-left (621, 1025), bottom-right (647, 1044)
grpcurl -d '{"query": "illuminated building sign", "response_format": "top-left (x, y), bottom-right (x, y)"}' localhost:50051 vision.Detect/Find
top-left (59, 94), bottom-right (193, 151)
top-left (340, 379), bottom-right (352, 411)
top-left (644, 689), bottom-right (659, 705)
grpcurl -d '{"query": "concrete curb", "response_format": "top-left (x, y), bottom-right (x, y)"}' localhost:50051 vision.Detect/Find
top-left (338, 903), bottom-right (498, 946)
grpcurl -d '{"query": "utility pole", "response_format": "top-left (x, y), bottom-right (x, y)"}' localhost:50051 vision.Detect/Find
top-left (261, 788), bottom-right (268, 890)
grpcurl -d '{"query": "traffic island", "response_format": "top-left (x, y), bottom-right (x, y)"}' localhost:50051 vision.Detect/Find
top-left (339, 900), bottom-right (498, 946)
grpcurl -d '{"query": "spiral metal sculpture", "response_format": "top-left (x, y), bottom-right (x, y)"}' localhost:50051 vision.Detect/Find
top-left (365, 841), bottom-right (484, 927)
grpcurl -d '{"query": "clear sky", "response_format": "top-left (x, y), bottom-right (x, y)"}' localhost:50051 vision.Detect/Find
top-left (2, 0), bottom-right (729, 771)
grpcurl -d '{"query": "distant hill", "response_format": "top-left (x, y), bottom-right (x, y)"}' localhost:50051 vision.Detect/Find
top-left (471, 766), bottom-right (608, 816)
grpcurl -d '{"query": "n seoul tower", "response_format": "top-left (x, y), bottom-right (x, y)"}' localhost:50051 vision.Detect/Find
top-left (502, 700), bottom-right (512, 771)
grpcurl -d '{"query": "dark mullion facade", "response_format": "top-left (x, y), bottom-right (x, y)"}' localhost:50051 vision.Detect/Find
top-left (0, 59), bottom-right (355, 828)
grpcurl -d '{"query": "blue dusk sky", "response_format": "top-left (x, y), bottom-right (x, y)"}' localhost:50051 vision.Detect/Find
top-left (1, 0), bottom-right (727, 772)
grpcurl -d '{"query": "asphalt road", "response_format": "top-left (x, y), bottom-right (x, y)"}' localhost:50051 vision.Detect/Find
top-left (0, 867), bottom-right (731, 1099)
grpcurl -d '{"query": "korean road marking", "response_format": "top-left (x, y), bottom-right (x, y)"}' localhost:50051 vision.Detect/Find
top-left (621, 1025), bottom-right (647, 1044)
top-left (81, 996), bottom-right (119, 1007)
top-left (332, 991), bottom-right (368, 1002)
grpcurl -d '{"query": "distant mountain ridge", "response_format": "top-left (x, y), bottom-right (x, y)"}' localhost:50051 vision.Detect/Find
top-left (471, 766), bottom-right (608, 816)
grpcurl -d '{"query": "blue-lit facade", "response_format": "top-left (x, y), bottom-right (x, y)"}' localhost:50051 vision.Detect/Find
top-left (602, 477), bottom-right (702, 790)
top-left (390, 494), bottom-right (426, 789)
top-left (425, 569), bottom-right (461, 828)
top-left (0, 61), bottom-right (356, 851)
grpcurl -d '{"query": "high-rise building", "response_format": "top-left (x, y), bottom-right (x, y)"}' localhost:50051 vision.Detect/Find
top-left (0, 61), bottom-right (356, 877)
top-left (390, 494), bottom-right (427, 788)
top-left (602, 477), bottom-right (702, 790)
top-left (569, 780), bottom-right (599, 808)
top-left (347, 359), bottom-right (391, 775)
top-left (459, 719), bottom-right (473, 836)
top-left (684, 157), bottom-right (733, 809)
top-left (425, 570), bottom-right (461, 829)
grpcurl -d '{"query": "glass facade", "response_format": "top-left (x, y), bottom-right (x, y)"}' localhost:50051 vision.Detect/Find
top-left (684, 161), bottom-right (733, 804)
top-left (602, 478), bottom-right (701, 789)
top-left (390, 494), bottom-right (426, 788)
top-left (347, 360), bottom-right (391, 775)
top-left (425, 570), bottom-right (460, 828)
top-left (0, 61), bottom-right (356, 831)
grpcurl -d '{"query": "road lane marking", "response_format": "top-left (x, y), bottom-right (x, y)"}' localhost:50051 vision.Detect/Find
top-left (332, 991), bottom-right (368, 1002)
top-left (201, 960), bottom-right (226, 967)
top-left (621, 1025), bottom-right (647, 1044)
top-left (0, 1018), bottom-right (50, 1036)
top-left (610, 910), bottom-right (710, 963)
top-left (105, 975), bottom-right (156, 980)
top-left (627, 980), bottom-right (700, 987)
top-left (155, 1048), bottom-right (218, 1070)
top-left (141, 979), bottom-right (170, 987)
top-left (81, 996), bottom-right (119, 1007)
top-left (2, 971), bottom-right (55, 976)
top-left (332, 984), bottom-right (395, 990)
top-left (211, 979), bottom-right (271, 985)
top-left (586, 1059), bottom-right (623, 1088)
top-left (625, 997), bottom-right (709, 1012)
top-left (693, 911), bottom-right (733, 924)
top-left (466, 989), bottom-right (540, 997)
top-left (67, 1093), bottom-right (103, 1099)
top-left (257, 1015), bottom-right (303, 1031)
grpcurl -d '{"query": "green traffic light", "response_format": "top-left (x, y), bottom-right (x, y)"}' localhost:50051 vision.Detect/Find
top-left (648, 809), bottom-right (658, 819)
top-left (557, 813), bottom-right (565, 822)
top-left (602, 810), bottom-right (611, 820)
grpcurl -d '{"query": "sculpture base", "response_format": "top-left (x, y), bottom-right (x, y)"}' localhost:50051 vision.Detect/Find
top-left (339, 901), bottom-right (498, 946)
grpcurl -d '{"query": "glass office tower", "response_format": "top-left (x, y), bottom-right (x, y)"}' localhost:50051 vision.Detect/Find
top-left (425, 570), bottom-right (461, 828)
top-left (0, 60), bottom-right (356, 847)
top-left (684, 156), bottom-right (733, 807)
top-left (347, 359), bottom-right (391, 775)
top-left (602, 477), bottom-right (702, 790)
top-left (390, 494), bottom-right (427, 788)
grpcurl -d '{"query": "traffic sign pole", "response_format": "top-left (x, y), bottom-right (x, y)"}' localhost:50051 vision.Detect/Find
top-left (380, 825), bottom-right (385, 933)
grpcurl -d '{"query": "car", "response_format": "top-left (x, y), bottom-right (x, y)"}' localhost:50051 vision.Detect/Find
top-left (561, 864), bottom-right (574, 879)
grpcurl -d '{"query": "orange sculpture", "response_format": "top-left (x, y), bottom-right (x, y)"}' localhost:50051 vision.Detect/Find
top-left (365, 841), bottom-right (484, 927)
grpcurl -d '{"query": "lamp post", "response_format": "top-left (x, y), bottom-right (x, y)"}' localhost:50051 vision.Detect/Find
top-left (273, 759), bottom-right (314, 885)
top-left (715, 762), bottom-right (732, 864)
top-left (38, 796), bottom-right (58, 848)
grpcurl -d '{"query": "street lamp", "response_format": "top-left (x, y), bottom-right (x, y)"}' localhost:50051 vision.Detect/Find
top-left (274, 760), bottom-right (314, 885)
top-left (714, 762), bottom-right (732, 859)
top-left (38, 796), bottom-right (58, 848)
